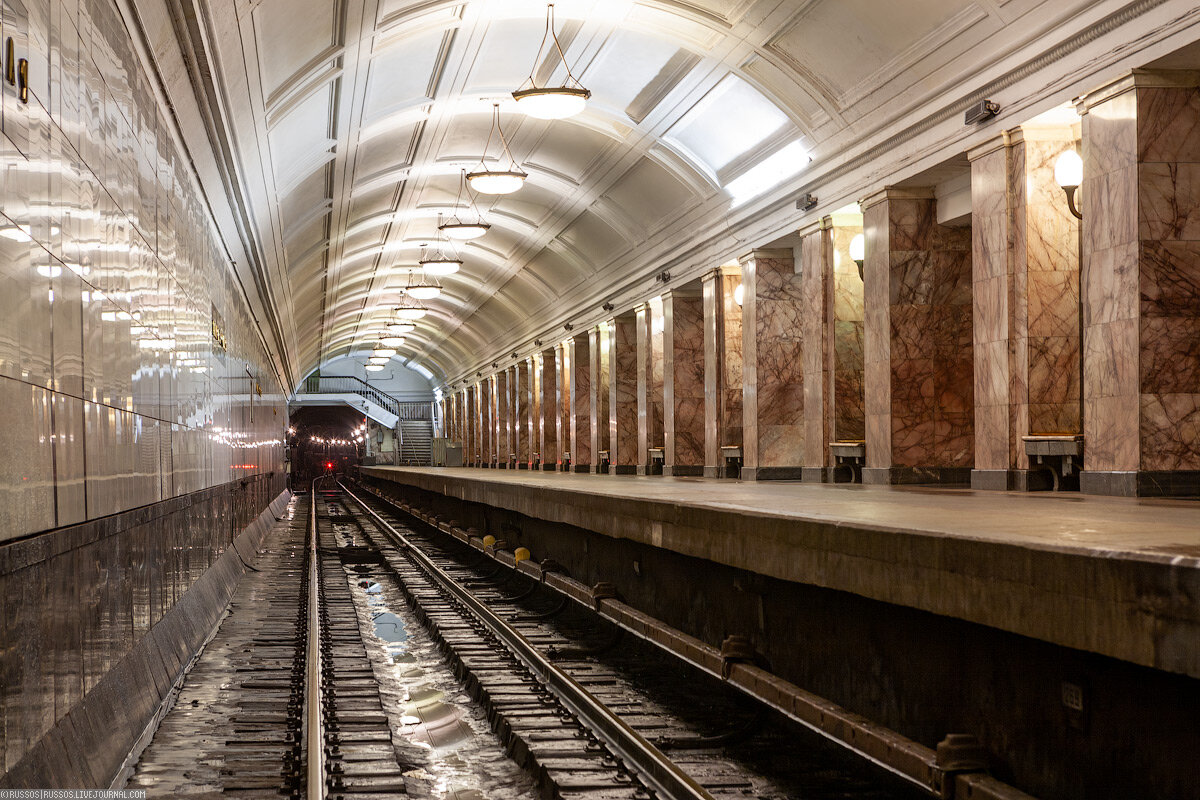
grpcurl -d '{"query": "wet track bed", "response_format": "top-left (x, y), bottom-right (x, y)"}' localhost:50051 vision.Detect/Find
top-left (123, 485), bottom-right (928, 799)
top-left (337, 482), bottom-right (927, 800)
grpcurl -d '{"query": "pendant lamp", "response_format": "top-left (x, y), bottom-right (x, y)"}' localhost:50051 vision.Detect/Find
top-left (512, 4), bottom-right (591, 120)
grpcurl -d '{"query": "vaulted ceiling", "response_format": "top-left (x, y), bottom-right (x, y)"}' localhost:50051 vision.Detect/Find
top-left (155, 0), bottom-right (1170, 389)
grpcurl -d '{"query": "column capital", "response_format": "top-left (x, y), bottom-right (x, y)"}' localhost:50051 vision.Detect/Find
top-left (859, 185), bottom-right (934, 210)
top-left (701, 264), bottom-right (741, 283)
top-left (1077, 68), bottom-right (1200, 114)
top-left (966, 131), bottom-right (1011, 162)
top-left (797, 216), bottom-right (833, 238)
top-left (737, 248), bottom-right (793, 266)
top-left (662, 283), bottom-right (703, 300)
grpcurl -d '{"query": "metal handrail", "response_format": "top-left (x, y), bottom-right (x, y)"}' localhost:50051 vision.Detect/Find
top-left (338, 482), bottom-right (714, 800)
top-left (296, 376), bottom-right (433, 421)
top-left (305, 482), bottom-right (325, 800)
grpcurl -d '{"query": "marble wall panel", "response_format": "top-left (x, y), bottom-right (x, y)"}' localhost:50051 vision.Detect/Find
top-left (570, 334), bottom-right (591, 467)
top-left (866, 195), bottom-right (974, 475)
top-left (721, 274), bottom-right (744, 448)
top-left (540, 350), bottom-right (557, 466)
top-left (800, 227), bottom-right (832, 470)
top-left (590, 326), bottom-right (610, 461)
top-left (517, 362), bottom-right (530, 463)
top-left (496, 371), bottom-right (509, 464)
top-left (611, 316), bottom-right (638, 468)
top-left (741, 251), bottom-right (804, 473)
top-left (832, 224), bottom-right (866, 443)
top-left (529, 358), bottom-right (541, 466)
top-left (559, 344), bottom-right (571, 465)
top-left (664, 291), bottom-right (704, 469)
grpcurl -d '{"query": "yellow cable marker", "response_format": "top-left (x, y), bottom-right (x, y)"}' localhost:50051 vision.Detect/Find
top-left (514, 547), bottom-right (530, 563)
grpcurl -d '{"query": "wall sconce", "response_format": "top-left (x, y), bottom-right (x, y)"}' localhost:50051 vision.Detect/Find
top-left (602, 301), bottom-right (614, 312)
top-left (733, 283), bottom-right (744, 306)
top-left (1055, 150), bottom-right (1083, 220)
top-left (563, 322), bottom-right (573, 331)
top-left (849, 233), bottom-right (865, 281)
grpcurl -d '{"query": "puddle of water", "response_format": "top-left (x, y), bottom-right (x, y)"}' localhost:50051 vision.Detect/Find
top-left (350, 570), bottom-right (536, 800)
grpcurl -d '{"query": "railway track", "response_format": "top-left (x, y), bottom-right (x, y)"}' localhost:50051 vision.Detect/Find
top-left (132, 479), bottom-right (1015, 799)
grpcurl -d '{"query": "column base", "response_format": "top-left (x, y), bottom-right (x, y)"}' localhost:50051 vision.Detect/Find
top-left (970, 468), bottom-right (1060, 491)
top-left (1081, 470), bottom-right (1200, 497)
top-left (801, 467), bottom-right (836, 483)
top-left (663, 465), bottom-right (704, 477)
top-left (740, 466), bottom-right (805, 481)
top-left (612, 464), bottom-right (638, 475)
top-left (862, 466), bottom-right (972, 486)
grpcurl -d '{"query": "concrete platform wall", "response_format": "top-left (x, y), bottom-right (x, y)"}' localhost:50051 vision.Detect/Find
top-left (0, 472), bottom-right (290, 788)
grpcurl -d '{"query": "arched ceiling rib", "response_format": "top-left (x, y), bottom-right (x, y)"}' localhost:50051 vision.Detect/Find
top-left (183, 0), bottom-right (1150, 391)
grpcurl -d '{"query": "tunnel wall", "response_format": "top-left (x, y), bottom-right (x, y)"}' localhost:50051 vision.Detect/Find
top-left (0, 0), bottom-right (288, 786)
top-left (363, 476), bottom-right (1200, 800)
top-left (0, 473), bottom-right (289, 787)
top-left (0, 0), bottom-right (287, 543)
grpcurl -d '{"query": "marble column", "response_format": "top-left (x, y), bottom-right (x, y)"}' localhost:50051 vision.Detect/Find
top-left (799, 219), bottom-right (835, 481)
top-left (464, 387), bottom-right (476, 466)
top-left (1075, 70), bottom-right (1200, 496)
top-left (569, 333), bottom-right (592, 472)
top-left (663, 286), bottom-right (705, 476)
top-left (862, 188), bottom-right (974, 485)
top-left (636, 299), bottom-right (665, 474)
top-left (590, 324), bottom-right (610, 470)
top-left (559, 342), bottom-right (571, 469)
top-left (495, 370), bottom-right (509, 468)
top-left (528, 356), bottom-right (541, 468)
top-left (702, 266), bottom-right (743, 477)
top-left (472, 383), bottom-right (482, 470)
top-left (486, 377), bottom-right (497, 467)
top-left (970, 127), bottom-right (1082, 490)
top-left (741, 248), bottom-right (805, 480)
top-left (540, 347), bottom-right (558, 470)
top-left (516, 360), bottom-right (531, 468)
top-left (609, 313), bottom-right (639, 474)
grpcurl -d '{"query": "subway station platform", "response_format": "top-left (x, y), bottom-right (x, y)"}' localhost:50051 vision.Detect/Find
top-left (362, 466), bottom-right (1200, 680)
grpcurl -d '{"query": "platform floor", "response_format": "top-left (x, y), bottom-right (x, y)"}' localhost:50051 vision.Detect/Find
top-left (361, 466), bottom-right (1200, 679)
top-left (381, 468), bottom-right (1197, 559)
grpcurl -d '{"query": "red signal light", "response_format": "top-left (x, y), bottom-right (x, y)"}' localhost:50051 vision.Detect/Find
top-left (325, 461), bottom-right (333, 470)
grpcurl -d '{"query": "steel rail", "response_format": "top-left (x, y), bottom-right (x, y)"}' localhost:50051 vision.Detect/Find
top-left (338, 481), bottom-right (715, 800)
top-left (305, 481), bottom-right (326, 800)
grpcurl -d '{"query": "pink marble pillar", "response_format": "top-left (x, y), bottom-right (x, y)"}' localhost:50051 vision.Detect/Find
top-left (485, 377), bottom-right (497, 467)
top-left (516, 361), bottom-right (531, 468)
top-left (539, 348), bottom-right (558, 470)
top-left (702, 266), bottom-right (744, 477)
top-left (559, 343), bottom-right (571, 469)
top-left (610, 314), bottom-right (639, 474)
top-left (970, 127), bottom-right (1082, 490)
top-left (529, 356), bottom-right (542, 468)
top-left (637, 299), bottom-right (665, 474)
top-left (472, 383), bottom-right (482, 470)
top-left (1076, 70), bottom-right (1200, 496)
top-left (862, 189), bottom-right (974, 485)
top-left (495, 370), bottom-right (509, 468)
top-left (464, 387), bottom-right (476, 466)
top-left (569, 333), bottom-right (591, 472)
top-left (799, 219), bottom-right (835, 481)
top-left (741, 249), bottom-right (805, 480)
top-left (590, 325), bottom-right (610, 469)
top-left (663, 286), bottom-right (705, 476)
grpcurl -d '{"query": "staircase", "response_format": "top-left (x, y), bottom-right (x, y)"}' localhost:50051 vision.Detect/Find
top-left (397, 419), bottom-right (434, 465)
